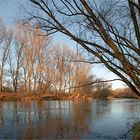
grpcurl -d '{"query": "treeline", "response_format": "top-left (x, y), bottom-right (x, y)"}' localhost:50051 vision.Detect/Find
top-left (0, 19), bottom-right (112, 96)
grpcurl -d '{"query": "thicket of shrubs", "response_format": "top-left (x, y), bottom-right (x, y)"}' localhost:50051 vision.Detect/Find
top-left (112, 88), bottom-right (138, 99)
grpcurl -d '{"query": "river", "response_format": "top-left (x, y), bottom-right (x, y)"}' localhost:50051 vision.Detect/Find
top-left (0, 99), bottom-right (140, 139)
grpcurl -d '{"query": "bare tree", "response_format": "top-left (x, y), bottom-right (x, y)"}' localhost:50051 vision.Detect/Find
top-left (14, 23), bottom-right (52, 94)
top-left (34, 28), bottom-right (51, 93)
top-left (14, 23), bottom-right (34, 93)
top-left (0, 18), bottom-right (6, 44)
top-left (0, 28), bottom-right (12, 92)
top-left (28, 0), bottom-right (140, 96)
top-left (94, 79), bottom-right (112, 99)
top-left (8, 27), bottom-right (23, 92)
top-left (47, 44), bottom-right (92, 95)
top-left (75, 66), bottom-right (92, 96)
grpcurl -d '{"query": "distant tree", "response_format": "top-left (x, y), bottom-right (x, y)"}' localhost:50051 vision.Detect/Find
top-left (28, 0), bottom-right (140, 96)
top-left (0, 21), bottom-right (12, 92)
top-left (42, 44), bottom-right (92, 95)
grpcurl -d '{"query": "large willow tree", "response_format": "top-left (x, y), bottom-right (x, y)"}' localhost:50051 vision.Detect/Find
top-left (28, 0), bottom-right (140, 96)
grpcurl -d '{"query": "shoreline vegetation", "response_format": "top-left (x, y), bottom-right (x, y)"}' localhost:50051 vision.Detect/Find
top-left (132, 122), bottom-right (140, 140)
top-left (0, 88), bottom-right (138, 101)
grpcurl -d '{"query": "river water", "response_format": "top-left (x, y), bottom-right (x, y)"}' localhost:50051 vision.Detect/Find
top-left (0, 99), bottom-right (140, 139)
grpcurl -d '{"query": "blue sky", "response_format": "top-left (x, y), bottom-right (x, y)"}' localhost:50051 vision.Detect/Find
top-left (0, 0), bottom-right (125, 89)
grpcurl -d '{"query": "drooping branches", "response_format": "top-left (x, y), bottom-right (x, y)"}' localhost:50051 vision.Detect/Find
top-left (28, 0), bottom-right (140, 96)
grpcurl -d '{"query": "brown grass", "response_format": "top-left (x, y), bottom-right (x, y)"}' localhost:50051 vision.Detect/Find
top-left (0, 92), bottom-right (42, 101)
top-left (0, 92), bottom-right (91, 101)
top-left (0, 88), bottom-right (138, 101)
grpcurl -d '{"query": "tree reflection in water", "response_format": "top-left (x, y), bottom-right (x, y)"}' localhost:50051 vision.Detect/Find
top-left (0, 99), bottom-right (140, 139)
top-left (0, 100), bottom-right (93, 139)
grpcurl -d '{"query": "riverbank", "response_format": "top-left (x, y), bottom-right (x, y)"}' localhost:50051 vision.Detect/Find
top-left (0, 89), bottom-right (138, 101)
top-left (132, 122), bottom-right (140, 140)
top-left (0, 92), bottom-right (94, 101)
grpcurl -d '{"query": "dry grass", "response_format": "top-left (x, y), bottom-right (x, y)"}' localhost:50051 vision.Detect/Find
top-left (0, 92), bottom-right (42, 101)
top-left (0, 92), bottom-right (89, 101)
top-left (0, 88), bottom-right (138, 101)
